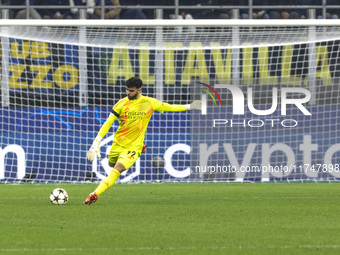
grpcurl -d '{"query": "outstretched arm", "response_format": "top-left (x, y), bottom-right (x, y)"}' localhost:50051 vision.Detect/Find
top-left (159, 100), bottom-right (202, 112)
top-left (87, 113), bottom-right (117, 161)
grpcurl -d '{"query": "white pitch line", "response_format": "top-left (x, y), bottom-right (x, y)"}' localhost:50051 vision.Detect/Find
top-left (1, 245), bottom-right (340, 252)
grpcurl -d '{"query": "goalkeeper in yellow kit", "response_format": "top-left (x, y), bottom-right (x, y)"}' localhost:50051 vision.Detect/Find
top-left (85, 77), bottom-right (201, 204)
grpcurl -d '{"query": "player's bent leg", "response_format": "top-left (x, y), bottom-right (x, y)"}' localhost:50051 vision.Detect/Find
top-left (91, 162), bottom-right (129, 199)
top-left (112, 162), bottom-right (127, 173)
top-left (94, 168), bottom-right (122, 195)
top-left (84, 168), bottom-right (122, 205)
top-left (84, 145), bottom-right (141, 204)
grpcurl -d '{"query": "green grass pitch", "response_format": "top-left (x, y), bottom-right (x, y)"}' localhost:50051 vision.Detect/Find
top-left (1, 183), bottom-right (340, 255)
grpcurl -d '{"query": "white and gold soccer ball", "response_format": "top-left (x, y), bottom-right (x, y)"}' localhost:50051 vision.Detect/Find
top-left (49, 188), bottom-right (69, 205)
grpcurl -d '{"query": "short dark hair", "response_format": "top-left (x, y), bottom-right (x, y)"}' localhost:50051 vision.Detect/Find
top-left (126, 77), bottom-right (143, 89)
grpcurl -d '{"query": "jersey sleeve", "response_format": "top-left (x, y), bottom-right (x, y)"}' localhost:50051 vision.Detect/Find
top-left (97, 100), bottom-right (123, 138)
top-left (112, 99), bottom-right (124, 116)
top-left (151, 98), bottom-right (186, 113)
top-left (97, 113), bottom-right (118, 138)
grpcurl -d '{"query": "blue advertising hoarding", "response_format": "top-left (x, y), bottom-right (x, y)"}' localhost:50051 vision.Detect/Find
top-left (0, 106), bottom-right (339, 182)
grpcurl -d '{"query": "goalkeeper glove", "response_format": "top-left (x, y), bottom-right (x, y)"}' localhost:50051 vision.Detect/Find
top-left (142, 144), bottom-right (147, 154)
top-left (187, 100), bottom-right (202, 110)
top-left (87, 135), bottom-right (102, 161)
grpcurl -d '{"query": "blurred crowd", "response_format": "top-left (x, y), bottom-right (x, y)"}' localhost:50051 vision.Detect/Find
top-left (1, 0), bottom-right (339, 20)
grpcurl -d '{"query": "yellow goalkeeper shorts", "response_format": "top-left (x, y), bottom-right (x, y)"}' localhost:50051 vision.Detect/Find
top-left (108, 142), bottom-right (141, 170)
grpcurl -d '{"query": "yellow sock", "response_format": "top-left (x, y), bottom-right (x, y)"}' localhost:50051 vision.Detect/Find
top-left (94, 169), bottom-right (121, 196)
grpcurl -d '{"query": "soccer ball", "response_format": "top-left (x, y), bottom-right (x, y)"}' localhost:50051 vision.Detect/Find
top-left (49, 188), bottom-right (69, 205)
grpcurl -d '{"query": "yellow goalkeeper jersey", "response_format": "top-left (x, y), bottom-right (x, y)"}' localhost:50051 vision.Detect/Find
top-left (111, 95), bottom-right (186, 150)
